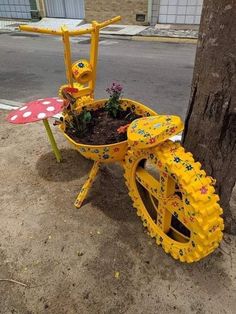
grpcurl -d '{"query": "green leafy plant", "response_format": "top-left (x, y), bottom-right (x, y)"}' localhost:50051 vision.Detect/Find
top-left (76, 107), bottom-right (92, 133)
top-left (105, 82), bottom-right (123, 118)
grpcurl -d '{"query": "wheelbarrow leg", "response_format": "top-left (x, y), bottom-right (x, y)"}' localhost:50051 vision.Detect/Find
top-left (74, 161), bottom-right (100, 208)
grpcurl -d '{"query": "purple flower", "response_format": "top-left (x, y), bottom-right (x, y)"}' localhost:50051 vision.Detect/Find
top-left (106, 82), bottom-right (123, 96)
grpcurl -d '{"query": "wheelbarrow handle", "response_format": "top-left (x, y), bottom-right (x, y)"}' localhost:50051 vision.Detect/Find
top-left (19, 16), bottom-right (121, 36)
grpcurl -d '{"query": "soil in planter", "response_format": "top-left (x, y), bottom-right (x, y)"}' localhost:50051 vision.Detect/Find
top-left (65, 107), bottom-right (142, 145)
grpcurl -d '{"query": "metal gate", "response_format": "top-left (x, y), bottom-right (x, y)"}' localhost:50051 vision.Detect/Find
top-left (45, 0), bottom-right (85, 19)
top-left (152, 0), bottom-right (203, 25)
top-left (0, 0), bottom-right (31, 19)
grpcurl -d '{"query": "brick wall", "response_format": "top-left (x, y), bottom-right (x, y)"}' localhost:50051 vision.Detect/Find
top-left (85, 0), bottom-right (148, 25)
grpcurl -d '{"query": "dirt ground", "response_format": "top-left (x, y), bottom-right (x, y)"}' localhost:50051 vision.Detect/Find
top-left (0, 113), bottom-right (235, 314)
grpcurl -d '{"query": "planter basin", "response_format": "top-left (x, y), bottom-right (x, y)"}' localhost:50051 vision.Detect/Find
top-left (60, 98), bottom-right (157, 162)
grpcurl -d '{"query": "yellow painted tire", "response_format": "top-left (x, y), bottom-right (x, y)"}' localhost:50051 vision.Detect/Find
top-left (124, 140), bottom-right (224, 263)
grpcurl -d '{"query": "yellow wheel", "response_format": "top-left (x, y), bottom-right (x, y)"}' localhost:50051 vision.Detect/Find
top-left (124, 140), bottom-right (224, 263)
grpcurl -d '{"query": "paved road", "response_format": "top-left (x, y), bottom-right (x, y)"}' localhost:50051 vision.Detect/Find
top-left (0, 32), bottom-right (196, 117)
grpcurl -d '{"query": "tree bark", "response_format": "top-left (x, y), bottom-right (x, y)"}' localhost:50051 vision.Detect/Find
top-left (182, 0), bottom-right (236, 233)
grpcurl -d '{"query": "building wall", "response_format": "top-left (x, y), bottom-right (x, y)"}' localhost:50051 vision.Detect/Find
top-left (36, 0), bottom-right (46, 18)
top-left (85, 0), bottom-right (148, 25)
top-left (151, 0), bottom-right (203, 25)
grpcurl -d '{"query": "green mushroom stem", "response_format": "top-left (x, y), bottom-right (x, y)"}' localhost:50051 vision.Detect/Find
top-left (43, 119), bottom-right (62, 162)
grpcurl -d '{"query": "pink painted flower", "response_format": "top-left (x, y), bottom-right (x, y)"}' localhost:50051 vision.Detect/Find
top-left (200, 186), bottom-right (208, 194)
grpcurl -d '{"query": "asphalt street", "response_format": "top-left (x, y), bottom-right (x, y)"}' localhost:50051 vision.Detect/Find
top-left (0, 32), bottom-right (196, 118)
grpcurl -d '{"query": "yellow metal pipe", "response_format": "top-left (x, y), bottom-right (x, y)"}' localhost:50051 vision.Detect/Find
top-left (89, 21), bottom-right (99, 97)
top-left (19, 25), bottom-right (93, 36)
top-left (61, 26), bottom-right (74, 87)
top-left (97, 16), bottom-right (121, 29)
top-left (19, 25), bottom-right (63, 35)
top-left (19, 16), bottom-right (121, 37)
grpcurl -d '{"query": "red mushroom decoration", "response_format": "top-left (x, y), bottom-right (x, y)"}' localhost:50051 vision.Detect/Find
top-left (7, 97), bottom-right (64, 162)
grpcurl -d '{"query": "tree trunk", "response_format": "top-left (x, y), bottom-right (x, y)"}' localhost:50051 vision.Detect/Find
top-left (182, 0), bottom-right (236, 234)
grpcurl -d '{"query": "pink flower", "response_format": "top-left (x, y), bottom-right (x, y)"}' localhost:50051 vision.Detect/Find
top-left (200, 186), bottom-right (208, 194)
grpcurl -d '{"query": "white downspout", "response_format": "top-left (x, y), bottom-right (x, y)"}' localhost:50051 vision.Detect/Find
top-left (148, 0), bottom-right (153, 25)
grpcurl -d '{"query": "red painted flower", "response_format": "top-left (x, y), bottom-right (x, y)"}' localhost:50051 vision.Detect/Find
top-left (117, 124), bottom-right (130, 134)
top-left (172, 201), bottom-right (179, 207)
top-left (163, 172), bottom-right (168, 178)
top-left (170, 147), bottom-right (177, 153)
top-left (157, 161), bottom-right (163, 168)
top-left (113, 147), bottom-right (120, 152)
top-left (189, 216), bottom-right (195, 222)
top-left (170, 127), bottom-right (177, 134)
top-left (149, 137), bottom-right (156, 144)
top-left (211, 224), bottom-right (219, 232)
top-left (200, 186), bottom-right (208, 194)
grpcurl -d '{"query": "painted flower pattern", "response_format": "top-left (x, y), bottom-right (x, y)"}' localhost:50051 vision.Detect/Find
top-left (200, 186), bottom-right (208, 194)
top-left (78, 62), bottom-right (84, 68)
top-left (186, 164), bottom-right (193, 171)
top-left (174, 157), bottom-right (181, 163)
top-left (149, 137), bottom-right (156, 144)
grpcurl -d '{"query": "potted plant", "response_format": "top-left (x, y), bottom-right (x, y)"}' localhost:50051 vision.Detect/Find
top-left (58, 82), bottom-right (157, 162)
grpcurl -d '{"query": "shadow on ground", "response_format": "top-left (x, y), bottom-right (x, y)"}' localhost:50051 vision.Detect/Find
top-left (36, 149), bottom-right (92, 182)
top-left (89, 164), bottom-right (135, 222)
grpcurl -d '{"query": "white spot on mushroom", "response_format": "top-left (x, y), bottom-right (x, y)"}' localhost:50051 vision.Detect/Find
top-left (11, 115), bottom-right (18, 121)
top-left (57, 99), bottom-right (63, 103)
top-left (46, 106), bottom-right (55, 112)
top-left (37, 113), bottom-right (46, 119)
top-left (19, 106), bottom-right (28, 111)
top-left (23, 111), bottom-right (32, 117)
top-left (42, 101), bottom-right (51, 105)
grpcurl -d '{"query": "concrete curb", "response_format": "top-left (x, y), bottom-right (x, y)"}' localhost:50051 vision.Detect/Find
top-left (0, 99), bottom-right (24, 107)
top-left (1, 28), bottom-right (198, 44)
top-left (133, 36), bottom-right (197, 44)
